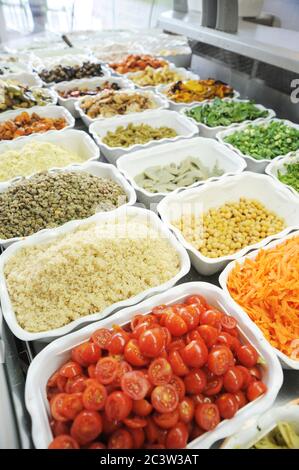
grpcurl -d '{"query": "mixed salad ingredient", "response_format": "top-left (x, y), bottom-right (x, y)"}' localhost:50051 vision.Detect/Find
top-left (129, 66), bottom-right (186, 87)
top-left (277, 159), bottom-right (299, 193)
top-left (135, 157), bottom-right (223, 193)
top-left (4, 218), bottom-right (180, 332)
top-left (102, 123), bottom-right (177, 148)
top-left (58, 81), bottom-right (121, 99)
top-left (252, 422), bottom-right (299, 449)
top-left (224, 121), bottom-right (299, 160)
top-left (0, 111), bottom-right (67, 140)
top-left (0, 171), bottom-right (127, 239)
top-left (0, 79), bottom-right (54, 112)
top-left (46, 294), bottom-right (267, 449)
top-left (185, 99), bottom-right (269, 128)
top-left (0, 141), bottom-right (86, 182)
top-left (163, 80), bottom-right (234, 104)
top-left (80, 90), bottom-right (157, 119)
top-left (39, 61), bottom-right (105, 84)
top-left (227, 235), bottom-right (299, 359)
top-left (109, 54), bottom-right (167, 74)
top-left (173, 198), bottom-right (285, 258)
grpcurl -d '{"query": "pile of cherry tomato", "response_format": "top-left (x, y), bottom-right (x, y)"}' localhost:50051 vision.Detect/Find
top-left (47, 294), bottom-right (267, 449)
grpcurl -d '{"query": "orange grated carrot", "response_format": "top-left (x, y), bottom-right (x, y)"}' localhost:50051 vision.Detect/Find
top-left (227, 235), bottom-right (299, 359)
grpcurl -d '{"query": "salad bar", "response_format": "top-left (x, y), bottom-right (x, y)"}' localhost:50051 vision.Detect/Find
top-left (0, 28), bottom-right (298, 450)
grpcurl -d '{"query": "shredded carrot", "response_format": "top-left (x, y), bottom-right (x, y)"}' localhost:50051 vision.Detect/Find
top-left (227, 235), bottom-right (299, 359)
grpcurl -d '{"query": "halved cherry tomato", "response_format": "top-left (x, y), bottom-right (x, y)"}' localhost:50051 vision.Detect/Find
top-left (148, 358), bottom-right (172, 386)
top-left (60, 393), bottom-right (83, 420)
top-left (215, 393), bottom-right (238, 419)
top-left (249, 366), bottom-right (262, 381)
top-left (108, 429), bottom-right (133, 449)
top-left (168, 350), bottom-right (189, 376)
top-left (51, 393), bottom-right (76, 422)
top-left (233, 391), bottom-right (247, 409)
top-left (49, 435), bottom-right (79, 449)
top-left (131, 314), bottom-right (156, 331)
top-left (185, 295), bottom-right (207, 312)
top-left (89, 442), bottom-right (106, 449)
top-left (83, 383), bottom-right (107, 411)
top-left (145, 417), bottom-right (159, 444)
top-left (59, 361), bottom-right (82, 379)
top-left (161, 327), bottom-right (172, 347)
top-left (169, 376), bottom-right (186, 401)
top-left (153, 410), bottom-right (179, 429)
top-left (88, 365), bottom-right (96, 378)
top-left (197, 325), bottom-right (218, 348)
top-left (184, 369), bottom-right (207, 395)
top-left (133, 398), bottom-right (153, 417)
top-left (151, 384), bottom-right (179, 413)
top-left (95, 357), bottom-right (119, 385)
top-left (121, 371), bottom-right (150, 400)
top-left (223, 366), bottom-right (244, 393)
top-left (138, 328), bottom-right (165, 357)
top-left (177, 305), bottom-right (200, 331)
top-left (204, 375), bottom-right (223, 396)
top-left (71, 410), bottom-right (102, 445)
top-left (56, 375), bottom-right (67, 392)
top-left (195, 403), bottom-right (220, 431)
top-left (47, 371), bottom-right (60, 389)
top-left (166, 422), bottom-right (188, 449)
top-left (105, 391), bottom-right (132, 421)
top-left (91, 328), bottom-right (112, 349)
top-left (108, 330), bottom-right (130, 355)
top-left (123, 417), bottom-right (147, 429)
top-left (114, 361), bottom-right (133, 385)
top-left (65, 376), bottom-right (85, 395)
top-left (221, 315), bottom-right (237, 332)
top-left (124, 339), bottom-right (149, 367)
top-left (207, 346), bottom-right (234, 376)
top-left (181, 340), bottom-right (208, 368)
top-left (130, 428), bottom-right (145, 448)
top-left (247, 381), bottom-right (267, 401)
top-left (179, 397), bottom-right (195, 424)
top-left (199, 308), bottom-right (223, 330)
top-left (237, 345), bottom-right (259, 368)
top-left (192, 393), bottom-right (213, 405)
top-left (51, 420), bottom-right (70, 437)
top-left (217, 332), bottom-right (241, 352)
top-left (236, 365), bottom-right (252, 390)
top-left (101, 414), bottom-right (121, 435)
top-left (72, 342), bottom-right (101, 366)
top-left (165, 312), bottom-right (188, 336)
top-left (167, 339), bottom-right (186, 352)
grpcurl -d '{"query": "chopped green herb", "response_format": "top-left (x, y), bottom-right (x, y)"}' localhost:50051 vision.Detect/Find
top-left (278, 159), bottom-right (299, 192)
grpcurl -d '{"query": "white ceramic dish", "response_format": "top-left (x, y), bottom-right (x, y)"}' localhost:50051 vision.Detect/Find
top-left (0, 206), bottom-right (190, 342)
top-left (53, 76), bottom-right (134, 117)
top-left (181, 99), bottom-right (276, 138)
top-left (219, 230), bottom-right (299, 370)
top-left (217, 118), bottom-right (299, 173)
top-left (0, 160), bottom-right (136, 248)
top-left (157, 172), bottom-right (299, 276)
top-left (0, 87), bottom-right (58, 117)
top-left (265, 153), bottom-right (299, 198)
top-left (75, 88), bottom-right (169, 127)
top-left (117, 137), bottom-right (247, 208)
top-left (24, 281), bottom-right (283, 449)
top-left (38, 63), bottom-right (111, 88)
top-left (0, 71), bottom-right (43, 88)
top-left (0, 128), bottom-right (99, 185)
top-left (126, 65), bottom-right (199, 92)
top-left (109, 56), bottom-right (172, 78)
top-left (89, 109), bottom-right (198, 164)
top-left (0, 105), bottom-right (75, 142)
top-left (156, 82), bottom-right (240, 112)
top-left (221, 403), bottom-right (299, 449)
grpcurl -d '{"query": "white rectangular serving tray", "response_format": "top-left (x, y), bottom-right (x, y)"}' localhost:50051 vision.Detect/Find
top-left (53, 76), bottom-right (134, 117)
top-left (219, 230), bottom-right (299, 370)
top-left (89, 109), bottom-right (198, 164)
top-left (0, 105), bottom-right (75, 142)
top-left (157, 172), bottom-right (299, 276)
top-left (217, 118), bottom-right (299, 173)
top-left (116, 136), bottom-right (247, 208)
top-left (181, 99), bottom-right (276, 138)
top-left (0, 160), bottom-right (136, 248)
top-left (0, 206), bottom-right (190, 342)
top-left (265, 153), bottom-right (299, 198)
top-left (75, 88), bottom-right (169, 127)
top-left (24, 281), bottom-right (283, 449)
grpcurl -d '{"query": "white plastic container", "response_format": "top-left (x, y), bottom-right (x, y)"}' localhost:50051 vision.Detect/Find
top-left (89, 109), bottom-right (198, 164)
top-left (53, 76), bottom-right (134, 117)
top-left (217, 118), bottom-right (299, 173)
top-left (0, 160), bottom-right (136, 248)
top-left (117, 137), bottom-right (247, 208)
top-left (0, 71), bottom-right (43, 88)
top-left (181, 99), bottom-right (275, 138)
top-left (126, 65), bottom-right (199, 92)
top-left (221, 403), bottom-right (299, 449)
top-left (0, 206), bottom-right (190, 342)
top-left (265, 153), bottom-right (299, 198)
top-left (75, 89), bottom-right (169, 127)
top-left (219, 231), bottom-right (299, 370)
top-left (24, 281), bottom-right (283, 449)
top-left (157, 172), bottom-right (299, 276)
top-left (0, 128), bottom-right (99, 185)
top-left (156, 83), bottom-right (240, 112)
top-left (0, 105), bottom-right (75, 142)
